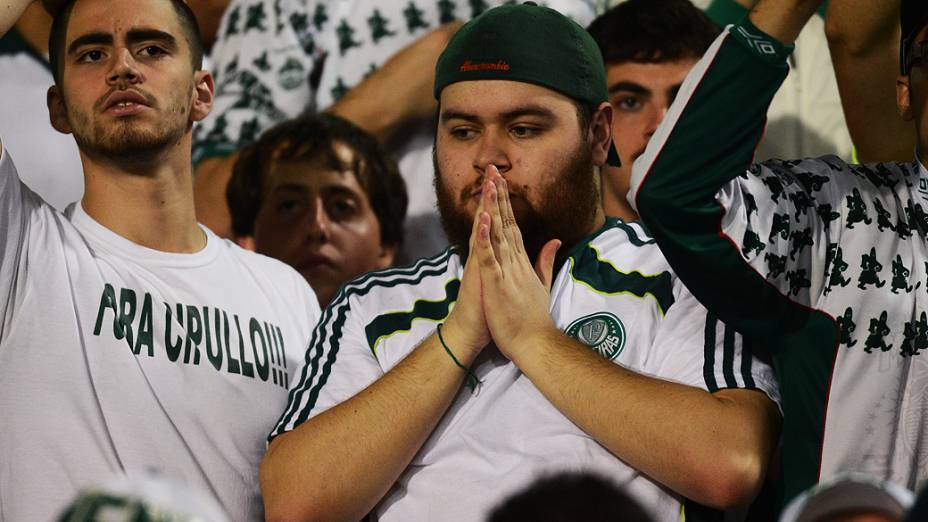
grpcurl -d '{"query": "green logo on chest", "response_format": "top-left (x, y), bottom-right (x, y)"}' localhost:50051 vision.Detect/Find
top-left (566, 312), bottom-right (626, 361)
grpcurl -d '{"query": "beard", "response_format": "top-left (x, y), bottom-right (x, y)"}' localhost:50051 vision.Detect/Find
top-left (66, 87), bottom-right (190, 164)
top-left (434, 142), bottom-right (600, 265)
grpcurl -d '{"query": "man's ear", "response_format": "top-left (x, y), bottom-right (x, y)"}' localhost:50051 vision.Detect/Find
top-left (190, 70), bottom-right (215, 123)
top-left (47, 85), bottom-right (72, 135)
top-left (898, 75), bottom-right (914, 121)
top-left (589, 101), bottom-right (614, 166)
top-left (375, 241), bottom-right (399, 270)
top-left (236, 235), bottom-right (256, 251)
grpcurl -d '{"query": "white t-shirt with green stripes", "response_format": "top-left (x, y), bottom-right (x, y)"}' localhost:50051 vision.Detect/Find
top-left (273, 218), bottom-right (780, 521)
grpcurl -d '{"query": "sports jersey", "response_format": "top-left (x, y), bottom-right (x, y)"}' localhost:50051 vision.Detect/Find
top-left (271, 218), bottom-right (780, 522)
top-left (631, 21), bottom-right (928, 504)
top-left (0, 147), bottom-right (321, 521)
top-left (193, 0), bottom-right (600, 261)
top-left (0, 28), bottom-right (83, 210)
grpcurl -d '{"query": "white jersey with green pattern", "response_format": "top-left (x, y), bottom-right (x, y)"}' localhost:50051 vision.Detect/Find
top-left (631, 22), bottom-right (928, 504)
top-left (271, 218), bottom-right (780, 521)
top-left (193, 0), bottom-right (601, 262)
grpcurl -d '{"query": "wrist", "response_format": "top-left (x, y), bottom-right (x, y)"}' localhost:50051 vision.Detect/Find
top-left (502, 321), bottom-right (561, 368)
top-left (439, 316), bottom-right (485, 364)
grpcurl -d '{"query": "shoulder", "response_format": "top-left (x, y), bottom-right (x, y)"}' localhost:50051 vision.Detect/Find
top-left (565, 219), bottom-right (677, 313)
top-left (210, 232), bottom-right (320, 306)
top-left (328, 248), bottom-right (461, 319)
top-left (755, 155), bottom-right (917, 186)
top-left (568, 218), bottom-right (670, 274)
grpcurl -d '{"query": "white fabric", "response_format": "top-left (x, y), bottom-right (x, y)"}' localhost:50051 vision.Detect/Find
top-left (0, 40), bottom-right (83, 210)
top-left (275, 220), bottom-right (780, 521)
top-left (0, 147), bottom-right (320, 522)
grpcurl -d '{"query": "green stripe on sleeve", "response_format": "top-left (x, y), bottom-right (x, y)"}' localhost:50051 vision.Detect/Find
top-left (703, 314), bottom-right (719, 393)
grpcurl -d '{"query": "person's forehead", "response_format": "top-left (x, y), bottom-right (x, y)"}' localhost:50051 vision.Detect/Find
top-left (66, 0), bottom-right (183, 43)
top-left (267, 157), bottom-right (367, 195)
top-left (439, 79), bottom-right (577, 115)
top-left (605, 59), bottom-right (697, 92)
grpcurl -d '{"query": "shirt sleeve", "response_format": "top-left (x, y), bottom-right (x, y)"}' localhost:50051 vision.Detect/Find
top-left (648, 279), bottom-right (780, 407)
top-left (193, 0), bottom-right (324, 164)
top-left (0, 147), bottom-right (39, 340)
top-left (269, 288), bottom-right (384, 441)
top-left (629, 21), bottom-right (840, 350)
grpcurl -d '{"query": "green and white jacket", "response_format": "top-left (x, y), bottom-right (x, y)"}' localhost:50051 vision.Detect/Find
top-left (632, 21), bottom-right (928, 505)
top-left (272, 219), bottom-right (779, 521)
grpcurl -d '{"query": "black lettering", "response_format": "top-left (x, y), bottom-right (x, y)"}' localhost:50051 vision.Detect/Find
top-left (226, 312), bottom-right (242, 375)
top-left (250, 319), bottom-right (270, 381)
top-left (236, 315), bottom-right (255, 377)
top-left (184, 305), bottom-right (202, 365)
top-left (134, 293), bottom-right (154, 356)
top-left (92, 284), bottom-right (118, 336)
top-left (116, 288), bottom-right (137, 348)
top-left (164, 303), bottom-right (184, 362)
top-left (205, 307), bottom-right (223, 371)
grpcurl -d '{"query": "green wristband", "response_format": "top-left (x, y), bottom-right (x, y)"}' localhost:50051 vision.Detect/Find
top-left (436, 323), bottom-right (482, 393)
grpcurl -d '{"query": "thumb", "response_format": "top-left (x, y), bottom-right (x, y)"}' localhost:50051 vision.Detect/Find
top-left (534, 239), bottom-right (561, 291)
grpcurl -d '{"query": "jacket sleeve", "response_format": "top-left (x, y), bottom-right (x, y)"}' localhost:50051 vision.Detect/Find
top-left (630, 21), bottom-right (838, 349)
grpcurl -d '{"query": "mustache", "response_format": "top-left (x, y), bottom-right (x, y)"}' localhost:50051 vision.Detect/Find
top-left (458, 177), bottom-right (527, 204)
top-left (93, 87), bottom-right (157, 112)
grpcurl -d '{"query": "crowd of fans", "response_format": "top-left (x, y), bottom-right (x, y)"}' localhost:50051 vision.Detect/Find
top-left (0, 0), bottom-right (926, 520)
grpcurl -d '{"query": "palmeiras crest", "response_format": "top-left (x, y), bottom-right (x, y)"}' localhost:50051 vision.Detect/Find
top-left (566, 312), bottom-right (626, 361)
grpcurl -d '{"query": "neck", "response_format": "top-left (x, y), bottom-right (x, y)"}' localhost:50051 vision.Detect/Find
top-left (14, 2), bottom-right (51, 56)
top-left (80, 134), bottom-right (206, 253)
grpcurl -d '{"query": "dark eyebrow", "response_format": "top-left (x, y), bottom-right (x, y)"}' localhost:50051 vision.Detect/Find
top-left (67, 32), bottom-right (112, 56)
top-left (501, 105), bottom-right (557, 122)
top-left (608, 81), bottom-right (650, 96)
top-left (440, 110), bottom-right (480, 125)
top-left (270, 183), bottom-right (310, 195)
top-left (440, 105), bottom-right (558, 124)
top-left (126, 29), bottom-right (177, 50)
top-left (67, 28), bottom-right (177, 56)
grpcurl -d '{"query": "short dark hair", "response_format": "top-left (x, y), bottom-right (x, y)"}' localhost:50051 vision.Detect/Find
top-left (48, 0), bottom-right (205, 86)
top-left (488, 472), bottom-right (653, 522)
top-left (587, 0), bottom-right (720, 65)
top-left (227, 112), bottom-right (408, 248)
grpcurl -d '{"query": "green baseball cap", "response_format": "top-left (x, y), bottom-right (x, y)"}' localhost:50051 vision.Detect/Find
top-left (434, 2), bottom-right (621, 167)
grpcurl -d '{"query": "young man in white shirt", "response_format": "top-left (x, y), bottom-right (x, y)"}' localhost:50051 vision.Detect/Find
top-left (0, 1), bottom-right (320, 519)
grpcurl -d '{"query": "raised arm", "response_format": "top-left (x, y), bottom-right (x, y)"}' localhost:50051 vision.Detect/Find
top-left (825, 0), bottom-right (915, 163)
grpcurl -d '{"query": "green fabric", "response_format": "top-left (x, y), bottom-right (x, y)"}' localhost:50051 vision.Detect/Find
top-left (434, 3), bottom-right (607, 105)
top-left (704, 0), bottom-right (749, 27)
top-left (634, 21), bottom-right (838, 507)
top-left (364, 279), bottom-right (460, 354)
top-left (705, 0), bottom-right (827, 26)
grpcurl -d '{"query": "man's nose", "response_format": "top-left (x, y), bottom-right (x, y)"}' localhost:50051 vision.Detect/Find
top-left (473, 134), bottom-right (511, 175)
top-left (107, 48), bottom-right (142, 86)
